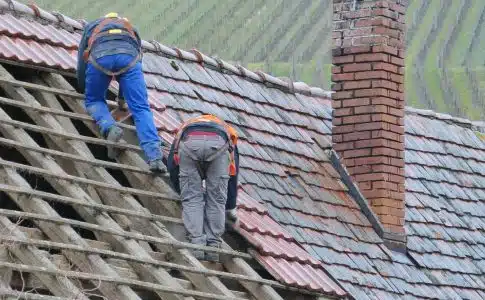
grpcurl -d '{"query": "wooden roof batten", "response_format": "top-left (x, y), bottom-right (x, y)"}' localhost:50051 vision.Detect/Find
top-left (0, 64), bottom-right (311, 300)
top-left (42, 72), bottom-right (326, 299)
top-left (0, 260), bottom-right (249, 300)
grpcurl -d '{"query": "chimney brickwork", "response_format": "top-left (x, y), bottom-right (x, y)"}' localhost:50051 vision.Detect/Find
top-left (331, 0), bottom-right (407, 235)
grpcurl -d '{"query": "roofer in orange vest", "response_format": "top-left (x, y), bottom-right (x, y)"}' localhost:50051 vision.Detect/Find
top-left (76, 13), bottom-right (166, 173)
top-left (167, 115), bottom-right (240, 262)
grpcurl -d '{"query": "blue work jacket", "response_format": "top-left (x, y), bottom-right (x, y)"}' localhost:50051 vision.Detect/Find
top-left (76, 17), bottom-right (142, 93)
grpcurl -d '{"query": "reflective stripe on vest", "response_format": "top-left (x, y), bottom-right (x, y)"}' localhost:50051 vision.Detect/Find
top-left (173, 115), bottom-right (238, 176)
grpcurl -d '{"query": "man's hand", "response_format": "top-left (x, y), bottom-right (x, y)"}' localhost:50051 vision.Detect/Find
top-left (226, 208), bottom-right (238, 222)
top-left (117, 97), bottom-right (128, 111)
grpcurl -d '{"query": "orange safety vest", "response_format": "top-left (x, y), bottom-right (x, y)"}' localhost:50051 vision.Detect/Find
top-left (83, 16), bottom-right (139, 62)
top-left (173, 115), bottom-right (238, 176)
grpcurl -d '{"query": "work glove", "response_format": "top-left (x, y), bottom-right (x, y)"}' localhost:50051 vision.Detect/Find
top-left (226, 208), bottom-right (238, 222)
top-left (117, 96), bottom-right (128, 111)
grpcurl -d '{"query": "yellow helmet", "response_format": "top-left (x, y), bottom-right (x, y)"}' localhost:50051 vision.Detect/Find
top-left (104, 12), bottom-right (119, 18)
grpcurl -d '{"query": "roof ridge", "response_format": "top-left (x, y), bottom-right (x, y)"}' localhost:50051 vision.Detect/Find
top-left (3, 0), bottom-right (332, 99)
top-left (405, 106), bottom-right (485, 133)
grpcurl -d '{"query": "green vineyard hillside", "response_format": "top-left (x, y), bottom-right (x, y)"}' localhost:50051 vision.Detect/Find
top-left (27, 0), bottom-right (485, 120)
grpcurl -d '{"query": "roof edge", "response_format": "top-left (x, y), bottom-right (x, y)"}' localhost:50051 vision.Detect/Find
top-left (2, 0), bottom-right (332, 99)
top-left (405, 106), bottom-right (485, 133)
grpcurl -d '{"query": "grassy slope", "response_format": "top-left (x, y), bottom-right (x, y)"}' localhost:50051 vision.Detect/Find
top-left (422, 0), bottom-right (455, 112)
top-left (25, 0), bottom-right (485, 120)
top-left (446, 0), bottom-right (485, 120)
top-left (405, 0), bottom-right (441, 108)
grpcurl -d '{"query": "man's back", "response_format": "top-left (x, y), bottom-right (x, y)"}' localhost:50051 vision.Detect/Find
top-left (82, 17), bottom-right (140, 62)
top-left (77, 14), bottom-right (141, 92)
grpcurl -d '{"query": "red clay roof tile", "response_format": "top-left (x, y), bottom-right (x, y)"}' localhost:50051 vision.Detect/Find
top-left (256, 255), bottom-right (346, 296)
top-left (237, 209), bottom-right (294, 241)
top-left (0, 35), bottom-right (76, 70)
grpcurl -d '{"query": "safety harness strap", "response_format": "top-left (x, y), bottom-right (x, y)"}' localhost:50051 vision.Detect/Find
top-left (179, 140), bottom-right (230, 180)
top-left (205, 141), bottom-right (230, 162)
top-left (83, 17), bottom-right (139, 64)
top-left (172, 116), bottom-right (238, 176)
top-left (88, 52), bottom-right (141, 76)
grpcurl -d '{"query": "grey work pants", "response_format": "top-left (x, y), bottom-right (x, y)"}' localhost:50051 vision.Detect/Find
top-left (179, 134), bottom-right (230, 247)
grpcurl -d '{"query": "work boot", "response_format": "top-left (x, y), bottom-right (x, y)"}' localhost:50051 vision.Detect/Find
top-left (226, 209), bottom-right (238, 223)
top-left (190, 249), bottom-right (204, 260)
top-left (149, 158), bottom-right (167, 174)
top-left (105, 126), bottom-right (123, 159)
top-left (205, 244), bottom-right (221, 262)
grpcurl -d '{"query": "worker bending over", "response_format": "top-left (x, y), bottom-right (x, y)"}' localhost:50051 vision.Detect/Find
top-left (167, 115), bottom-right (239, 262)
top-left (77, 13), bottom-right (166, 173)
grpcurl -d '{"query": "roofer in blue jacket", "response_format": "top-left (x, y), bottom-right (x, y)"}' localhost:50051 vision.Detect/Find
top-left (76, 12), bottom-right (166, 173)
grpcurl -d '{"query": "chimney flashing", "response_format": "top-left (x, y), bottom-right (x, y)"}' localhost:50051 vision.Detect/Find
top-left (327, 149), bottom-right (406, 250)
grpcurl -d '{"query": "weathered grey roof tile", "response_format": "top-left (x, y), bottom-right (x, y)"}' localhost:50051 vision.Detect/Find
top-left (348, 253), bottom-right (378, 274)
top-left (405, 178), bottom-right (430, 194)
top-left (178, 61), bottom-right (219, 87)
top-left (203, 67), bottom-right (231, 92)
top-left (227, 75), bottom-right (262, 102)
top-left (217, 73), bottom-right (245, 96)
top-left (317, 247), bottom-right (360, 270)
top-left (143, 53), bottom-right (190, 81)
top-left (174, 78), bottom-right (201, 97)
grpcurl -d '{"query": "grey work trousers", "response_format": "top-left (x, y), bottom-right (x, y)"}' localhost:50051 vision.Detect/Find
top-left (179, 134), bottom-right (230, 247)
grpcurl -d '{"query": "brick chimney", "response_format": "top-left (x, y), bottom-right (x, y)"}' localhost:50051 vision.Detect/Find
top-left (331, 0), bottom-right (406, 235)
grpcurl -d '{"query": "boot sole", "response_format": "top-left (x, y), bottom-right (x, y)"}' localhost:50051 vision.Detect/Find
top-left (204, 255), bottom-right (220, 263)
top-left (151, 168), bottom-right (167, 175)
